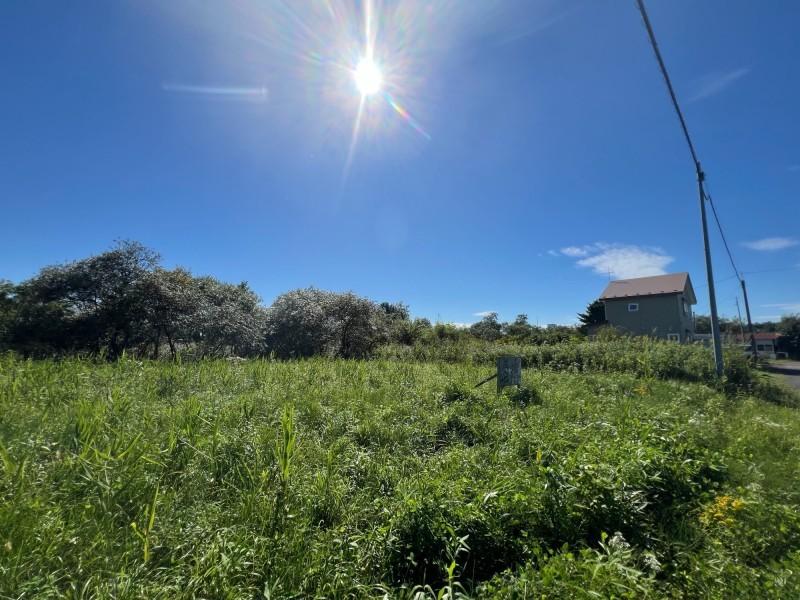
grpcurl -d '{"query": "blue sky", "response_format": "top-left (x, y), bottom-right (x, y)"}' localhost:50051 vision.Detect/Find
top-left (2, 0), bottom-right (798, 325)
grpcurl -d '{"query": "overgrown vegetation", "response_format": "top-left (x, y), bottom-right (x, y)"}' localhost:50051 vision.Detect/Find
top-left (4, 242), bottom-right (796, 363)
top-left (379, 336), bottom-right (799, 407)
top-left (2, 354), bottom-right (799, 597)
top-left (0, 242), bottom-right (582, 360)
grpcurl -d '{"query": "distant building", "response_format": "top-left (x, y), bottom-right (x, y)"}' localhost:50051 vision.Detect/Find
top-left (599, 272), bottom-right (696, 342)
top-left (736, 332), bottom-right (782, 359)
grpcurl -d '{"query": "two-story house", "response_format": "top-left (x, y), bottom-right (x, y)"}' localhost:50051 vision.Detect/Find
top-left (600, 272), bottom-right (697, 342)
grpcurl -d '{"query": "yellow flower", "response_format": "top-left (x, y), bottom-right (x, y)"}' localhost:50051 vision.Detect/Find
top-left (700, 495), bottom-right (745, 527)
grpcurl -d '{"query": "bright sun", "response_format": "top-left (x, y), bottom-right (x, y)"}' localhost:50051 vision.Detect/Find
top-left (354, 57), bottom-right (382, 96)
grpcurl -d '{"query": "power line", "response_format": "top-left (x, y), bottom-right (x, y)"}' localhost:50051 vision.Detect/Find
top-left (637, 0), bottom-right (743, 285)
top-left (742, 266), bottom-right (800, 275)
top-left (635, 0), bottom-right (725, 376)
top-left (704, 188), bottom-right (741, 280)
top-left (635, 0), bottom-right (701, 171)
top-left (635, 5), bottom-right (745, 290)
top-left (693, 273), bottom-right (740, 292)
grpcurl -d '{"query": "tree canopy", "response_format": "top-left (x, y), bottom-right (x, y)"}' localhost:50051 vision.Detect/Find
top-left (1, 241), bottom-right (595, 360)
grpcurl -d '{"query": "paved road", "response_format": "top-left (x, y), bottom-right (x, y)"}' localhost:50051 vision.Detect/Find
top-left (765, 360), bottom-right (800, 391)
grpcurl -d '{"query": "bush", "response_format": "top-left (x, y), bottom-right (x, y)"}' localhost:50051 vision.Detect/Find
top-left (505, 385), bottom-right (541, 407)
top-left (439, 381), bottom-right (478, 404)
top-left (265, 288), bottom-right (387, 358)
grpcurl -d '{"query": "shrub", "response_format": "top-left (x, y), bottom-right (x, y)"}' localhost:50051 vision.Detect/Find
top-left (378, 337), bottom-right (793, 404)
top-left (505, 385), bottom-right (541, 407)
top-left (439, 382), bottom-right (478, 404)
top-left (265, 288), bottom-right (387, 358)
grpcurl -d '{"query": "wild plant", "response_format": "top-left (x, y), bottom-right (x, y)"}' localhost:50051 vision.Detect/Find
top-left (274, 405), bottom-right (297, 488)
top-left (130, 484), bottom-right (159, 563)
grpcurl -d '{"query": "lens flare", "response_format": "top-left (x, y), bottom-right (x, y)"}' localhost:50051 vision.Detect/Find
top-left (354, 58), bottom-right (382, 96)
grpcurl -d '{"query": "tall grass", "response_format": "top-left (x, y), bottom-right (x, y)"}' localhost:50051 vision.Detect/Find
top-left (378, 337), bottom-right (798, 406)
top-left (1, 353), bottom-right (799, 597)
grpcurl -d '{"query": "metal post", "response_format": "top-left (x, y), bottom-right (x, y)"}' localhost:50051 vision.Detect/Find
top-left (740, 279), bottom-right (758, 361)
top-left (698, 165), bottom-right (724, 377)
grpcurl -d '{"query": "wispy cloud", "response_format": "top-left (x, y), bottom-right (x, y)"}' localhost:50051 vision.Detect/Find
top-left (473, 311), bottom-right (496, 318)
top-left (497, 8), bottom-right (575, 45)
top-left (788, 165), bottom-right (800, 172)
top-left (162, 83), bottom-right (269, 102)
top-left (762, 303), bottom-right (800, 312)
top-left (755, 315), bottom-right (781, 321)
top-left (555, 243), bottom-right (674, 279)
top-left (742, 237), bottom-right (799, 251)
top-left (560, 246), bottom-right (589, 257)
top-left (688, 67), bottom-right (750, 102)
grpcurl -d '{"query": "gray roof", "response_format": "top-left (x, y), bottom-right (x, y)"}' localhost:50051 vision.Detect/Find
top-left (600, 272), bottom-right (696, 304)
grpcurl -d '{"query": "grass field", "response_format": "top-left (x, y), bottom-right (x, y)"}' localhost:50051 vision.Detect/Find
top-left (2, 353), bottom-right (800, 598)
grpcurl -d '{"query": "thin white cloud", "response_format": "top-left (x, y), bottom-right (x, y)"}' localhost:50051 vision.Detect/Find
top-left (742, 237), bottom-right (799, 251)
top-left (498, 8), bottom-right (575, 45)
top-left (788, 165), bottom-right (800, 172)
top-left (561, 243), bottom-right (674, 279)
top-left (546, 249), bottom-right (560, 257)
top-left (755, 315), bottom-right (781, 321)
top-left (162, 83), bottom-right (269, 101)
top-left (560, 246), bottom-right (589, 257)
top-left (688, 67), bottom-right (750, 102)
top-left (762, 303), bottom-right (800, 312)
top-left (473, 311), bottom-right (496, 318)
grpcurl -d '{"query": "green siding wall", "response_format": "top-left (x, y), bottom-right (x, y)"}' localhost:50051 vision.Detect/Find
top-left (604, 293), bottom-right (694, 341)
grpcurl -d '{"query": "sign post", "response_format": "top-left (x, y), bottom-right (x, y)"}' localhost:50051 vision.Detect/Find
top-left (496, 356), bottom-right (521, 394)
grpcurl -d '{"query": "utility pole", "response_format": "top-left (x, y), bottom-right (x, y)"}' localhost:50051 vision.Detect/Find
top-left (697, 166), bottom-right (725, 377)
top-left (734, 297), bottom-right (745, 340)
top-left (741, 279), bottom-right (758, 361)
top-left (635, 0), bottom-right (725, 377)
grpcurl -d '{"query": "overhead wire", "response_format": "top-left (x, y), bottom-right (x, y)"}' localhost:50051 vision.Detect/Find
top-left (742, 266), bottom-right (800, 276)
top-left (635, 0), bottom-right (764, 358)
top-left (635, 0), bottom-right (701, 172)
top-left (703, 182), bottom-right (741, 281)
top-left (636, 0), bottom-right (746, 287)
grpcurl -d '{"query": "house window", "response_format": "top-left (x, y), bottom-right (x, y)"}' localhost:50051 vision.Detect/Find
top-left (667, 333), bottom-right (680, 342)
top-left (757, 344), bottom-right (766, 351)
top-left (628, 303), bottom-right (639, 312)
top-left (683, 299), bottom-right (689, 316)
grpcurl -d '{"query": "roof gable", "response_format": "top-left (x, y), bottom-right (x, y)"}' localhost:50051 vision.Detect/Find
top-left (600, 273), bottom-right (696, 304)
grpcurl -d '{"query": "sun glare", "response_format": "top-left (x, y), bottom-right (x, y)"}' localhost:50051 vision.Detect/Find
top-left (354, 57), bottom-right (382, 96)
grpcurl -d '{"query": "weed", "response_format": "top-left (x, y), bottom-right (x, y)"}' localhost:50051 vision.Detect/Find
top-left (1, 354), bottom-right (799, 597)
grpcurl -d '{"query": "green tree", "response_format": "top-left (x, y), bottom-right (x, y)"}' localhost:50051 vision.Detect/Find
top-left (0, 281), bottom-right (19, 351)
top-left (188, 277), bottom-right (266, 358)
top-left (694, 315), bottom-right (711, 334)
top-left (13, 241), bottom-right (159, 358)
top-left (470, 313), bottom-right (503, 341)
top-left (265, 288), bottom-right (386, 358)
top-left (140, 268), bottom-right (191, 359)
top-left (577, 300), bottom-right (606, 334)
top-left (505, 314), bottom-right (533, 340)
top-left (777, 314), bottom-right (800, 358)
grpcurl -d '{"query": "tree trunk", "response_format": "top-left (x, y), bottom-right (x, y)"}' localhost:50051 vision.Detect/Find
top-left (166, 330), bottom-right (176, 361)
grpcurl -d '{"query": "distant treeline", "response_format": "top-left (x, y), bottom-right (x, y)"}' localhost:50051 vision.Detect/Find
top-left (0, 241), bottom-right (580, 360)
